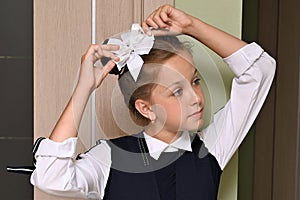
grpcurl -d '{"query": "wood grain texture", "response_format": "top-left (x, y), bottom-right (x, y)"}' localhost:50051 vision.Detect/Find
top-left (272, 0), bottom-right (300, 198)
top-left (253, 0), bottom-right (278, 198)
top-left (95, 0), bottom-right (144, 139)
top-left (254, 0), bottom-right (300, 199)
top-left (34, 0), bottom-right (91, 199)
top-left (34, 0), bottom-right (91, 138)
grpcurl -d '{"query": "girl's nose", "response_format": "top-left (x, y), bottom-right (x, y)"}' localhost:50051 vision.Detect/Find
top-left (189, 87), bottom-right (202, 106)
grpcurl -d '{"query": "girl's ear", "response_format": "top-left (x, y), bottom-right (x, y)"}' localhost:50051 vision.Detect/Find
top-left (135, 99), bottom-right (154, 120)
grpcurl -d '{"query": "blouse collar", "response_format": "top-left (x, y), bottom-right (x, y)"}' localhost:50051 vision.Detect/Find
top-left (143, 130), bottom-right (192, 160)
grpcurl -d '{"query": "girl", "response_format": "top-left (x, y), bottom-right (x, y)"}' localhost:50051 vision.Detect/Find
top-left (30, 5), bottom-right (276, 200)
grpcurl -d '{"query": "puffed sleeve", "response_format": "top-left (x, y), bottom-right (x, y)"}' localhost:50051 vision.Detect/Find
top-left (199, 42), bottom-right (276, 170)
top-left (30, 137), bottom-right (112, 199)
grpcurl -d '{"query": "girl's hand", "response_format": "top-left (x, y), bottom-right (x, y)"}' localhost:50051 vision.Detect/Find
top-left (142, 4), bottom-right (194, 36)
top-left (78, 44), bottom-right (119, 93)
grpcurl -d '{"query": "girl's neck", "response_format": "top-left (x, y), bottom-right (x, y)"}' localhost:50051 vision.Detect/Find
top-left (144, 126), bottom-right (181, 144)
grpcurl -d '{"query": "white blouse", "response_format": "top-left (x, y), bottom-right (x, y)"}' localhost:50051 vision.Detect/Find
top-left (30, 43), bottom-right (276, 199)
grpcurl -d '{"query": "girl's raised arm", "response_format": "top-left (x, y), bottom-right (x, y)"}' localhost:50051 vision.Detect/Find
top-left (143, 5), bottom-right (276, 170)
top-left (142, 4), bottom-right (247, 58)
top-left (49, 44), bottom-right (119, 142)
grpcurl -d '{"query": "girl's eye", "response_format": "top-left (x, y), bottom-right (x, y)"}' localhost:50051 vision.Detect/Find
top-left (193, 78), bottom-right (201, 85)
top-left (172, 88), bottom-right (183, 97)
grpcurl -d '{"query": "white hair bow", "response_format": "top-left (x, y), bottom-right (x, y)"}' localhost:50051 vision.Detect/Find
top-left (107, 24), bottom-right (155, 81)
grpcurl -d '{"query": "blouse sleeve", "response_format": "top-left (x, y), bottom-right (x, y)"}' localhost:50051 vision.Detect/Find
top-left (30, 137), bottom-right (112, 199)
top-left (199, 42), bottom-right (276, 170)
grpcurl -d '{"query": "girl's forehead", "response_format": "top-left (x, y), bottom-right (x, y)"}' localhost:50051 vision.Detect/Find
top-left (155, 54), bottom-right (196, 84)
top-left (138, 51), bottom-right (196, 88)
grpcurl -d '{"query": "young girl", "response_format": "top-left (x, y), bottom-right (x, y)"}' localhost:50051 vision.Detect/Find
top-left (30, 5), bottom-right (276, 200)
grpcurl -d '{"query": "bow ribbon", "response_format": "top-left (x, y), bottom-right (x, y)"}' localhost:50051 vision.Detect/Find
top-left (107, 24), bottom-right (154, 81)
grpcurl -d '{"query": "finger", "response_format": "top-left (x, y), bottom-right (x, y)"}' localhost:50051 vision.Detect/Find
top-left (149, 29), bottom-right (169, 36)
top-left (89, 44), bottom-right (101, 55)
top-left (142, 21), bottom-right (150, 30)
top-left (101, 50), bottom-right (120, 62)
top-left (152, 8), bottom-right (170, 28)
top-left (144, 8), bottom-right (161, 28)
top-left (82, 44), bottom-right (101, 62)
top-left (160, 4), bottom-right (173, 15)
top-left (101, 44), bottom-right (120, 51)
top-left (142, 21), bottom-right (152, 36)
top-left (151, 29), bottom-right (180, 37)
top-left (81, 54), bottom-right (86, 64)
top-left (96, 60), bottom-right (116, 87)
top-left (96, 46), bottom-right (120, 62)
top-left (102, 60), bottom-right (116, 77)
top-left (145, 17), bottom-right (159, 29)
top-left (159, 11), bottom-right (172, 25)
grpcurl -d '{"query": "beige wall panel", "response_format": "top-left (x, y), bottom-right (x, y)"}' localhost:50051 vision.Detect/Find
top-left (95, 0), bottom-right (143, 139)
top-left (34, 0), bottom-right (91, 199)
top-left (96, 0), bottom-right (140, 42)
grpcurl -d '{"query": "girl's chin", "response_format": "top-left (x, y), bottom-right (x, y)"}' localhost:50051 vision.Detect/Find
top-left (187, 120), bottom-right (204, 131)
top-left (180, 124), bottom-right (203, 132)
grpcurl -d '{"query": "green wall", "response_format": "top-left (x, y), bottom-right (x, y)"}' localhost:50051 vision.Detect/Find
top-left (175, 0), bottom-right (243, 199)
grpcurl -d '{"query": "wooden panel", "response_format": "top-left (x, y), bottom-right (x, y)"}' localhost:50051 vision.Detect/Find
top-left (34, 0), bottom-right (91, 199)
top-left (253, 0), bottom-right (278, 199)
top-left (253, 0), bottom-right (300, 199)
top-left (253, 86), bottom-right (276, 200)
top-left (273, 0), bottom-right (300, 198)
top-left (295, 53), bottom-right (300, 199)
top-left (96, 0), bottom-right (140, 42)
top-left (95, 0), bottom-right (140, 139)
top-left (298, 54), bottom-right (300, 200)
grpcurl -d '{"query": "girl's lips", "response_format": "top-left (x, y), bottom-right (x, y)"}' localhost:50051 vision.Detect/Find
top-left (188, 108), bottom-right (204, 118)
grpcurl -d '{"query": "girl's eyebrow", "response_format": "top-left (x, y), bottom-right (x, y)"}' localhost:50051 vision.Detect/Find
top-left (166, 80), bottom-right (183, 90)
top-left (165, 69), bottom-right (198, 90)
